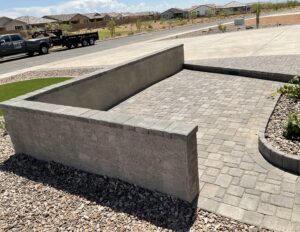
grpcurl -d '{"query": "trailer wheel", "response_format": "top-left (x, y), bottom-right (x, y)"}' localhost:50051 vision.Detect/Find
top-left (89, 38), bottom-right (95, 45)
top-left (82, 39), bottom-right (89, 47)
top-left (39, 45), bottom-right (49, 55)
top-left (67, 44), bottom-right (72, 49)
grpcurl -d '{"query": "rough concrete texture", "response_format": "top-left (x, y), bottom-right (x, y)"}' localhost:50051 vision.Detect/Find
top-left (32, 45), bottom-right (184, 111)
top-left (110, 69), bottom-right (300, 231)
top-left (0, 46), bottom-right (199, 203)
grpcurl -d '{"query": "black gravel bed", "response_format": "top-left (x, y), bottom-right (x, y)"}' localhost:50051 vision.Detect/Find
top-left (0, 120), bottom-right (270, 231)
top-left (265, 95), bottom-right (300, 156)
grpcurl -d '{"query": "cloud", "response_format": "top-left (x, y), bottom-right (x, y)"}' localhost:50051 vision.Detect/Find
top-left (0, 0), bottom-right (172, 18)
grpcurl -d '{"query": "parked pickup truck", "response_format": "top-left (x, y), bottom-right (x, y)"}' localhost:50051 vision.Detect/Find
top-left (32, 30), bottom-right (99, 49)
top-left (0, 33), bottom-right (50, 58)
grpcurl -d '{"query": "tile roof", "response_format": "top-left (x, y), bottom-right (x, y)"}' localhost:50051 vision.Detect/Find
top-left (223, 1), bottom-right (247, 8)
top-left (0, 17), bottom-right (12, 27)
top-left (43, 13), bottom-right (88, 22)
top-left (16, 16), bottom-right (57, 25)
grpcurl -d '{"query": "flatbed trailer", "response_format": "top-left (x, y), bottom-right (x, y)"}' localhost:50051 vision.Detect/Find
top-left (32, 30), bottom-right (99, 49)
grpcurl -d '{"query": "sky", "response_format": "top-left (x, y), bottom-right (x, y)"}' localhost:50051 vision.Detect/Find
top-left (0, 0), bottom-right (247, 18)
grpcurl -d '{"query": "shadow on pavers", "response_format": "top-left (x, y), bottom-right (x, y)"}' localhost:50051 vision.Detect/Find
top-left (0, 153), bottom-right (197, 231)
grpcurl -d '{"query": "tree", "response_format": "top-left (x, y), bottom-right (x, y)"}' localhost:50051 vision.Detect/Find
top-left (189, 11), bottom-right (197, 23)
top-left (106, 20), bottom-right (116, 37)
top-left (58, 24), bottom-right (72, 34)
top-left (136, 19), bottom-right (142, 32)
top-left (255, 4), bottom-right (261, 29)
top-left (206, 9), bottom-right (215, 18)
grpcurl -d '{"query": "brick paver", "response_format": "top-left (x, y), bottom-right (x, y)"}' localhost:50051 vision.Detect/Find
top-left (187, 55), bottom-right (300, 76)
top-left (110, 69), bottom-right (300, 231)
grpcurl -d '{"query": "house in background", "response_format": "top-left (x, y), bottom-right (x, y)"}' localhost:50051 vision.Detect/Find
top-left (186, 5), bottom-right (216, 17)
top-left (0, 17), bottom-right (27, 32)
top-left (43, 13), bottom-right (89, 24)
top-left (16, 16), bottom-right (58, 29)
top-left (161, 8), bottom-right (187, 19)
top-left (84, 13), bottom-right (111, 22)
top-left (107, 13), bottom-right (123, 21)
top-left (221, 1), bottom-right (248, 14)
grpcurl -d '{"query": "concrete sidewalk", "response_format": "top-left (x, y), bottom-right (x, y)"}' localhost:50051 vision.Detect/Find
top-left (1, 24), bottom-right (299, 80)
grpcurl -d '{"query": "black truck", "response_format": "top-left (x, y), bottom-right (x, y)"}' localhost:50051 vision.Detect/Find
top-left (0, 33), bottom-right (50, 58)
top-left (32, 29), bottom-right (99, 49)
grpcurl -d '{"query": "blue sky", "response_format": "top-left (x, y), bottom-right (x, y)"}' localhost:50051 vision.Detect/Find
top-left (0, 0), bottom-right (250, 18)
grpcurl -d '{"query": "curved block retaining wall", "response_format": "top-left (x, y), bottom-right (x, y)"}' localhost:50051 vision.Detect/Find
top-left (258, 133), bottom-right (300, 174)
top-left (0, 45), bottom-right (200, 203)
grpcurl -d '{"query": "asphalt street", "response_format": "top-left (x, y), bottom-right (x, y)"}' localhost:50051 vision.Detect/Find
top-left (0, 10), bottom-right (298, 75)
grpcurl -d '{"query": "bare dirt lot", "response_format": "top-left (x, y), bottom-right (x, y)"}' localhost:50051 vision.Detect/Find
top-left (246, 13), bottom-right (300, 27)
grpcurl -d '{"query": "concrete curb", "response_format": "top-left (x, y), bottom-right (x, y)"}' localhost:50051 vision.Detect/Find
top-left (184, 63), bottom-right (294, 83)
top-left (258, 133), bottom-right (300, 174)
top-left (257, 94), bottom-right (300, 174)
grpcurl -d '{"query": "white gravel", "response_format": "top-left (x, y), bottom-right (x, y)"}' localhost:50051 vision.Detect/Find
top-left (0, 67), bottom-right (105, 85)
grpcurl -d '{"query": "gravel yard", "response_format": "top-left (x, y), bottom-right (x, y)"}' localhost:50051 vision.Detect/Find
top-left (265, 95), bottom-right (300, 156)
top-left (0, 117), bottom-right (269, 231)
top-left (0, 67), bottom-right (105, 85)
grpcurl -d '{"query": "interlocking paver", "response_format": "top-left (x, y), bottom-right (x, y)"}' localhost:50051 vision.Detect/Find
top-left (258, 202), bottom-right (276, 216)
top-left (110, 69), bottom-right (300, 231)
top-left (240, 175), bottom-right (257, 189)
top-left (240, 194), bottom-right (260, 211)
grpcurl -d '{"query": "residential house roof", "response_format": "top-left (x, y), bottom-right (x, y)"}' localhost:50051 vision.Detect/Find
top-left (223, 1), bottom-right (247, 8)
top-left (186, 4), bottom-right (216, 12)
top-left (0, 17), bottom-right (12, 27)
top-left (84, 13), bottom-right (102, 19)
top-left (162, 8), bottom-right (187, 14)
top-left (107, 12), bottom-right (123, 18)
top-left (43, 13), bottom-right (88, 22)
top-left (0, 16), bottom-right (27, 28)
top-left (16, 16), bottom-right (57, 25)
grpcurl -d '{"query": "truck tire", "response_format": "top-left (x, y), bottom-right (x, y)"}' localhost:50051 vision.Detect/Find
top-left (89, 38), bottom-right (95, 45)
top-left (82, 39), bottom-right (89, 47)
top-left (66, 44), bottom-right (72, 49)
top-left (39, 44), bottom-right (49, 55)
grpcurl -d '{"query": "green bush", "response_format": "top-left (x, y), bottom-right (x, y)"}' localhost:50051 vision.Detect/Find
top-left (136, 19), bottom-right (142, 32)
top-left (278, 76), bottom-right (300, 99)
top-left (218, 24), bottom-right (227, 33)
top-left (284, 112), bottom-right (300, 138)
top-left (106, 20), bottom-right (116, 37)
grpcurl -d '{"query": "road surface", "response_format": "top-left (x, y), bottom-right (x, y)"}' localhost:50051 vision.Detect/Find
top-left (0, 10), bottom-right (298, 75)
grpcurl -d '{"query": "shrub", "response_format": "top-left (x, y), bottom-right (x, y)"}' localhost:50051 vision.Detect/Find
top-left (278, 76), bottom-right (300, 99)
top-left (136, 19), bottom-right (142, 32)
top-left (106, 20), bottom-right (116, 37)
top-left (284, 112), bottom-right (300, 138)
top-left (218, 24), bottom-right (227, 33)
top-left (58, 24), bottom-right (72, 34)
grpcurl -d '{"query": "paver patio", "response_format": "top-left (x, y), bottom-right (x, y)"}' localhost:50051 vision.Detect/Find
top-left (110, 69), bottom-right (300, 231)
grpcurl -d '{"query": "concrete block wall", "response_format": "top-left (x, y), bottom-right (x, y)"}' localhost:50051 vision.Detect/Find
top-left (30, 45), bottom-right (184, 111)
top-left (0, 45), bottom-right (200, 202)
